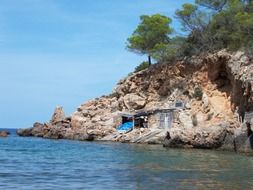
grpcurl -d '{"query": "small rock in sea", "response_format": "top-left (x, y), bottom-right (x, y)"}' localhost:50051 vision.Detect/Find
top-left (0, 131), bottom-right (10, 137)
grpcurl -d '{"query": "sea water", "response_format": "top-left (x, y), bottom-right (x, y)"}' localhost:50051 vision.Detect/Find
top-left (0, 129), bottom-right (252, 190)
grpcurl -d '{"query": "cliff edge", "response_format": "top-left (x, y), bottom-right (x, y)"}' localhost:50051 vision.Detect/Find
top-left (17, 50), bottom-right (253, 153)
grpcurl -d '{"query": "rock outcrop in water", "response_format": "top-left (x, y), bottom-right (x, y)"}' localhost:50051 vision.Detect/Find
top-left (17, 50), bottom-right (253, 153)
top-left (17, 107), bottom-right (96, 141)
top-left (0, 131), bottom-right (10, 137)
top-left (164, 122), bottom-right (229, 149)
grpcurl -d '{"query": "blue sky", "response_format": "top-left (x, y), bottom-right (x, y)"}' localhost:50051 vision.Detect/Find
top-left (0, 0), bottom-right (193, 128)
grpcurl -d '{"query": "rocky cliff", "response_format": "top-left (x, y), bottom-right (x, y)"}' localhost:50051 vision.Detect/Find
top-left (17, 50), bottom-right (253, 153)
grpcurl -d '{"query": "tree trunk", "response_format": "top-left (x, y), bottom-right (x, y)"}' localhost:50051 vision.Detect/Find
top-left (148, 55), bottom-right (151, 66)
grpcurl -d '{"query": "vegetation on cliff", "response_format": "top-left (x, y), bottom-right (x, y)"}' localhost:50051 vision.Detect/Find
top-left (127, 14), bottom-right (173, 65)
top-left (128, 0), bottom-right (253, 70)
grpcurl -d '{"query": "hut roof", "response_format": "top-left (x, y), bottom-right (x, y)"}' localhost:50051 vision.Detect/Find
top-left (121, 108), bottom-right (176, 118)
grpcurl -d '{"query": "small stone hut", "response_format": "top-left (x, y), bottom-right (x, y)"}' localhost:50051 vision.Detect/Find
top-left (119, 101), bottom-right (185, 130)
top-left (144, 109), bottom-right (175, 129)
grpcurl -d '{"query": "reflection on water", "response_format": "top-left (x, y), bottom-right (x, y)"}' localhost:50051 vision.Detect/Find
top-left (0, 131), bottom-right (252, 190)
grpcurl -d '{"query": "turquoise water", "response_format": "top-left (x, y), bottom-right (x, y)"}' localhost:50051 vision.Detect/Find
top-left (0, 129), bottom-right (253, 190)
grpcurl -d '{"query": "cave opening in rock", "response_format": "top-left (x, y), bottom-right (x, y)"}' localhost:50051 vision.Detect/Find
top-left (213, 63), bottom-right (232, 96)
top-left (207, 62), bottom-right (235, 120)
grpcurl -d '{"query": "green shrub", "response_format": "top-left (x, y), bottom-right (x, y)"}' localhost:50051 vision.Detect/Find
top-left (151, 37), bottom-right (187, 63)
top-left (193, 87), bottom-right (203, 100)
top-left (127, 72), bottom-right (133, 77)
top-left (134, 61), bottom-right (150, 72)
top-left (109, 92), bottom-right (119, 98)
top-left (173, 1), bottom-right (253, 57)
top-left (127, 14), bottom-right (173, 65)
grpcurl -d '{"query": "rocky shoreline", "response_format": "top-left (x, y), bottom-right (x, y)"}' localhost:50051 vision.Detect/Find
top-left (17, 114), bottom-right (253, 154)
top-left (17, 50), bottom-right (253, 154)
top-left (164, 122), bottom-right (253, 153)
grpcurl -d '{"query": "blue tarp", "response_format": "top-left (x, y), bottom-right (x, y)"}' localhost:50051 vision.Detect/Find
top-left (117, 122), bottom-right (133, 131)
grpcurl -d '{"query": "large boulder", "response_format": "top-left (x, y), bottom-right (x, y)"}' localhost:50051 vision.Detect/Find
top-left (71, 113), bottom-right (88, 129)
top-left (43, 126), bottom-right (65, 139)
top-left (164, 123), bottom-right (229, 149)
top-left (233, 123), bottom-right (253, 153)
top-left (219, 133), bottom-right (235, 151)
top-left (123, 93), bottom-right (146, 110)
top-left (31, 122), bottom-right (46, 137)
top-left (178, 110), bottom-right (193, 128)
top-left (17, 123), bottom-right (49, 137)
top-left (17, 128), bottom-right (33, 136)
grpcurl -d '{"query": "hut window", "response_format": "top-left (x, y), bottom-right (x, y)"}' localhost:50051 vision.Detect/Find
top-left (175, 101), bottom-right (184, 108)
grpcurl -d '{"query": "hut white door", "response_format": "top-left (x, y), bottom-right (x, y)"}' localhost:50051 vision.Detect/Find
top-left (159, 112), bottom-right (173, 129)
top-left (244, 111), bottom-right (253, 123)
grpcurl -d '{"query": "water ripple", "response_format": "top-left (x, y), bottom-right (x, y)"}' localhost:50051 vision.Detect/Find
top-left (0, 133), bottom-right (252, 190)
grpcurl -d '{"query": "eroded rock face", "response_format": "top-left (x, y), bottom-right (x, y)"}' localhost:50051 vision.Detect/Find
top-left (123, 93), bottom-right (146, 110)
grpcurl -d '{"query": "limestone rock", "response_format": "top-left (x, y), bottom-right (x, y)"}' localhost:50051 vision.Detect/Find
top-left (219, 133), bottom-right (235, 151)
top-left (202, 93), bottom-right (209, 109)
top-left (17, 128), bottom-right (33, 136)
top-left (31, 122), bottom-right (46, 137)
top-left (164, 123), bottom-right (229, 149)
top-left (178, 111), bottom-right (193, 128)
top-left (123, 93), bottom-right (146, 110)
top-left (71, 113), bottom-right (87, 129)
top-left (51, 106), bottom-right (65, 124)
top-left (233, 124), bottom-right (253, 153)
